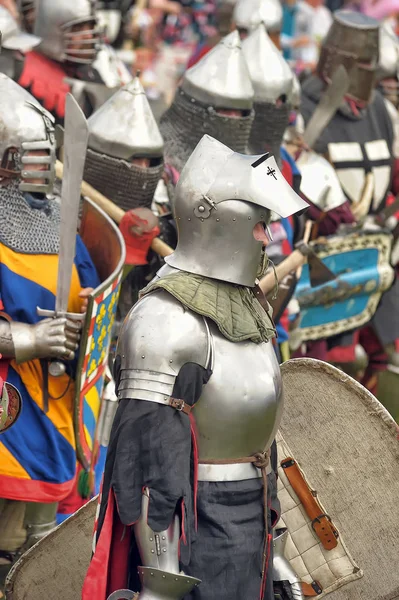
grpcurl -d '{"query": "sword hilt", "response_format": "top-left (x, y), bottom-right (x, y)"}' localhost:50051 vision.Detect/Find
top-left (36, 307), bottom-right (84, 378)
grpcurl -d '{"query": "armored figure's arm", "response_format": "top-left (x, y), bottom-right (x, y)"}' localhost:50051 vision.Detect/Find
top-left (133, 489), bottom-right (200, 600)
top-left (0, 318), bottom-right (81, 362)
top-left (112, 290), bottom-right (209, 600)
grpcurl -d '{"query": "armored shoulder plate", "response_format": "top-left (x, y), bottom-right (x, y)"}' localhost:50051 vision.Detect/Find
top-left (116, 290), bottom-right (211, 403)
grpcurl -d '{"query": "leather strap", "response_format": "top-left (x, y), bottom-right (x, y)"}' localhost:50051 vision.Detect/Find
top-left (281, 457), bottom-right (339, 550)
top-left (302, 581), bottom-right (323, 596)
top-left (168, 397), bottom-right (193, 415)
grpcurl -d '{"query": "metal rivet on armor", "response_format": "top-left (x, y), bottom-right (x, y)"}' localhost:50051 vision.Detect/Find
top-left (188, 218), bottom-right (191, 221)
top-left (149, 537), bottom-right (153, 542)
top-left (200, 218), bottom-right (204, 222)
top-left (162, 548), bottom-right (167, 553)
top-left (142, 355), bottom-right (145, 359)
top-left (163, 575), bottom-right (166, 579)
top-left (216, 218), bottom-right (220, 222)
top-left (169, 359), bottom-right (173, 364)
top-left (198, 205), bottom-right (205, 213)
top-left (175, 578), bottom-right (179, 581)
top-left (151, 550), bottom-right (155, 554)
top-left (162, 536), bottom-right (166, 540)
top-left (233, 218), bottom-right (236, 222)
top-left (248, 216), bottom-right (251, 220)
top-left (150, 572), bottom-right (154, 576)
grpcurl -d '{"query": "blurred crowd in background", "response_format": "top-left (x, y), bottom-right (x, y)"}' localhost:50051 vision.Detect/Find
top-left (2, 0), bottom-right (398, 110)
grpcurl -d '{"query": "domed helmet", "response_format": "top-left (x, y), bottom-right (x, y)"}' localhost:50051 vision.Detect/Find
top-left (317, 10), bottom-right (380, 105)
top-left (160, 30), bottom-right (254, 172)
top-left (34, 0), bottom-right (100, 65)
top-left (166, 135), bottom-right (308, 287)
top-left (0, 73), bottom-right (56, 195)
top-left (84, 76), bottom-right (164, 211)
top-left (242, 23), bottom-right (294, 162)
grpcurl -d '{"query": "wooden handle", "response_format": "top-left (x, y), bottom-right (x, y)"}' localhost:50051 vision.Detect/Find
top-left (56, 160), bottom-right (173, 258)
top-left (259, 250), bottom-right (306, 295)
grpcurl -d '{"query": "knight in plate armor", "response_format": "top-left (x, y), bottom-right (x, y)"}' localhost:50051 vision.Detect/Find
top-left (299, 10), bottom-right (399, 413)
top-left (82, 134), bottom-right (308, 600)
top-left (160, 30), bottom-right (255, 174)
top-left (0, 74), bottom-right (100, 589)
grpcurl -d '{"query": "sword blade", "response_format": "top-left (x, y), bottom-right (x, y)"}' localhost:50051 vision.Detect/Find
top-left (56, 94), bottom-right (89, 314)
top-left (303, 65), bottom-right (350, 150)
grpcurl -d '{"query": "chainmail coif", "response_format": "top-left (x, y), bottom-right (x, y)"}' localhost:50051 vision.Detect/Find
top-left (84, 149), bottom-right (164, 212)
top-left (248, 101), bottom-right (291, 164)
top-left (160, 88), bottom-right (255, 172)
top-left (0, 180), bottom-right (60, 254)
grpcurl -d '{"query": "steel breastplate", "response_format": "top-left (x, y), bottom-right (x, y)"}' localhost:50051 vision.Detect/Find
top-left (194, 321), bottom-right (282, 462)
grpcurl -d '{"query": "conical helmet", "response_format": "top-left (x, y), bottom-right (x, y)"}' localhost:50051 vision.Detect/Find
top-left (34, 0), bottom-right (100, 64)
top-left (317, 10), bottom-right (379, 104)
top-left (166, 135), bottom-right (308, 287)
top-left (160, 31), bottom-right (254, 172)
top-left (182, 30), bottom-right (253, 110)
top-left (0, 73), bottom-right (56, 194)
top-left (234, 0), bottom-right (282, 35)
top-left (242, 23), bottom-right (294, 159)
top-left (84, 77), bottom-right (164, 211)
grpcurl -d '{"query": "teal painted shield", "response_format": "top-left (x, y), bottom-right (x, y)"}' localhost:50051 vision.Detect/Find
top-left (295, 230), bottom-right (394, 341)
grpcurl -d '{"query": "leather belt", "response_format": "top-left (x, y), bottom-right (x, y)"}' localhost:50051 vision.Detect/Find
top-left (201, 452), bottom-right (270, 592)
top-left (197, 461), bottom-right (272, 482)
top-left (281, 457), bottom-right (339, 551)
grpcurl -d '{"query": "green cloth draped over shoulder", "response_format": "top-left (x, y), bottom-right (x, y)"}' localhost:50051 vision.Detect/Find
top-left (141, 271), bottom-right (276, 344)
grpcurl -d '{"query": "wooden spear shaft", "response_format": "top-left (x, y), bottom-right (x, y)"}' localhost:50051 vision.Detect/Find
top-left (56, 160), bottom-right (173, 258)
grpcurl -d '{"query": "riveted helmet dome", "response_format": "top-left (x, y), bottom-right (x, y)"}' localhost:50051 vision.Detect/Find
top-left (166, 135), bottom-right (308, 287)
top-left (0, 73), bottom-right (56, 195)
